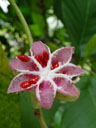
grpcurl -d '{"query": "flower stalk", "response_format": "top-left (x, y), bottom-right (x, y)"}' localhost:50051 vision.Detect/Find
top-left (8, 0), bottom-right (33, 46)
top-left (34, 108), bottom-right (48, 128)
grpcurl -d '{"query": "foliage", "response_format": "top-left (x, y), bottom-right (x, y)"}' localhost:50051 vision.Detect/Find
top-left (0, 0), bottom-right (96, 128)
top-left (0, 43), bottom-right (21, 128)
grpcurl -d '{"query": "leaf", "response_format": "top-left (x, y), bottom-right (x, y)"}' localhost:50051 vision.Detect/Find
top-left (54, 0), bottom-right (96, 49)
top-left (61, 75), bottom-right (96, 128)
top-left (0, 43), bottom-right (21, 128)
top-left (20, 92), bottom-right (40, 128)
top-left (85, 34), bottom-right (96, 56)
top-left (44, 0), bottom-right (53, 9)
top-left (46, 42), bottom-right (60, 52)
top-left (43, 99), bottom-right (60, 126)
top-left (30, 12), bottom-right (46, 36)
top-left (91, 62), bottom-right (96, 71)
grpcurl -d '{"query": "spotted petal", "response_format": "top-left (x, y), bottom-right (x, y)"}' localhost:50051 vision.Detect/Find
top-left (7, 73), bottom-right (38, 93)
top-left (51, 47), bottom-right (74, 65)
top-left (54, 78), bottom-right (80, 98)
top-left (30, 41), bottom-right (50, 56)
top-left (57, 64), bottom-right (85, 77)
top-left (9, 57), bottom-right (39, 72)
top-left (36, 81), bottom-right (55, 109)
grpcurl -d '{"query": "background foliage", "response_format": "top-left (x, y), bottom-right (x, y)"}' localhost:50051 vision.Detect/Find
top-left (0, 0), bottom-right (96, 128)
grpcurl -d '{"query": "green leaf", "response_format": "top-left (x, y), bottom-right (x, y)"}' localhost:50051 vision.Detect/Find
top-left (30, 12), bottom-right (46, 36)
top-left (54, 0), bottom-right (96, 49)
top-left (44, 0), bottom-right (53, 9)
top-left (20, 92), bottom-right (40, 128)
top-left (61, 75), bottom-right (96, 128)
top-left (43, 100), bottom-right (60, 126)
top-left (0, 43), bottom-right (21, 128)
top-left (85, 34), bottom-right (96, 56)
top-left (30, 24), bottom-right (45, 36)
top-left (91, 62), bottom-right (96, 71)
top-left (46, 42), bottom-right (60, 52)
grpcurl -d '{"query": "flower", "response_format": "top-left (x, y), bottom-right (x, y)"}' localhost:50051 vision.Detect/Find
top-left (0, 0), bottom-right (10, 13)
top-left (8, 41), bottom-right (85, 109)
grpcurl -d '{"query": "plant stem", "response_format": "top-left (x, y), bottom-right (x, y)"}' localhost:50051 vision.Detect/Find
top-left (8, 0), bottom-right (33, 46)
top-left (30, 91), bottom-right (48, 128)
top-left (35, 108), bottom-right (48, 128)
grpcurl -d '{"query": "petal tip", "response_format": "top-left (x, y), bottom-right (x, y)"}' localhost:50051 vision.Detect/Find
top-left (7, 87), bottom-right (12, 94)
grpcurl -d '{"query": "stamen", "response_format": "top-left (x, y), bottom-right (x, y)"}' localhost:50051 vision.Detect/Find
top-left (29, 76), bottom-right (39, 84)
top-left (20, 81), bottom-right (31, 88)
top-left (51, 62), bottom-right (59, 70)
top-left (17, 55), bottom-right (30, 62)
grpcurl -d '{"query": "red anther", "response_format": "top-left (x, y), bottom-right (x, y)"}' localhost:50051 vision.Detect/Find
top-left (29, 76), bottom-right (39, 84)
top-left (35, 55), bottom-right (43, 66)
top-left (51, 62), bottom-right (59, 70)
top-left (17, 55), bottom-right (30, 62)
top-left (20, 81), bottom-right (31, 88)
top-left (43, 51), bottom-right (49, 62)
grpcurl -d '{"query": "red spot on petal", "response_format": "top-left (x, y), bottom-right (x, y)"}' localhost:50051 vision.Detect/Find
top-left (51, 62), bottom-right (59, 70)
top-left (43, 51), bottom-right (49, 67)
top-left (17, 55), bottom-right (30, 62)
top-left (43, 51), bottom-right (49, 62)
top-left (29, 76), bottom-right (39, 84)
top-left (63, 70), bottom-right (68, 74)
top-left (35, 51), bottom-right (49, 67)
top-left (35, 55), bottom-right (43, 66)
top-left (20, 81), bottom-right (31, 88)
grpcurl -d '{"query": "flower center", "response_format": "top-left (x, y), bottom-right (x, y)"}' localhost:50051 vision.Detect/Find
top-left (40, 68), bottom-right (51, 79)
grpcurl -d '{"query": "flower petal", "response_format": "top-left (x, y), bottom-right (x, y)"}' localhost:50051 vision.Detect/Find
top-left (9, 57), bottom-right (39, 72)
top-left (51, 47), bottom-right (74, 65)
top-left (30, 41), bottom-right (50, 56)
top-left (36, 81), bottom-right (55, 109)
top-left (54, 78), bottom-right (80, 98)
top-left (57, 64), bottom-right (85, 77)
top-left (7, 73), bottom-right (38, 93)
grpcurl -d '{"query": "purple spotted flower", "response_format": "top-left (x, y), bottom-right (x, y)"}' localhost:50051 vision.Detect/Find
top-left (8, 41), bottom-right (85, 109)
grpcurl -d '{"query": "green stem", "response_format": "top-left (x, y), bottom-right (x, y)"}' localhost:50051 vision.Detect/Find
top-left (35, 108), bottom-right (48, 128)
top-left (30, 91), bottom-right (48, 128)
top-left (8, 0), bottom-right (33, 46)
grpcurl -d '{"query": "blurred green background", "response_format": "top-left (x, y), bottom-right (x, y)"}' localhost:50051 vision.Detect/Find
top-left (0, 0), bottom-right (96, 128)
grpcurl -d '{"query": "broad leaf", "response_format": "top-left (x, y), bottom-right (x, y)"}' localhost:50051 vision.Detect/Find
top-left (61, 75), bottom-right (96, 128)
top-left (54, 0), bottom-right (96, 49)
top-left (85, 34), bottom-right (96, 56)
top-left (20, 92), bottom-right (40, 128)
top-left (0, 43), bottom-right (21, 128)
